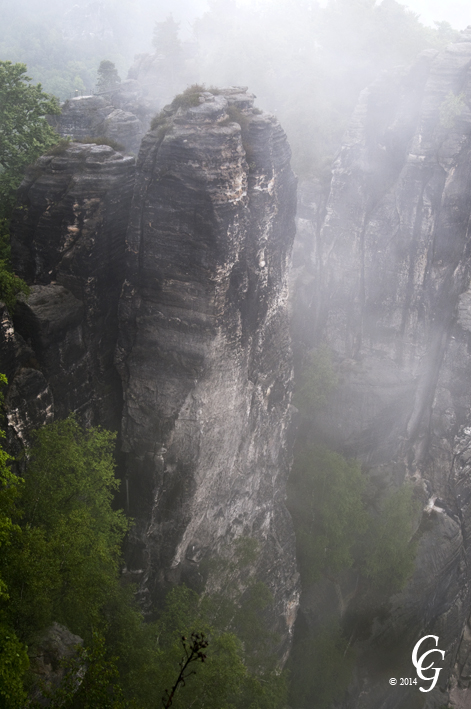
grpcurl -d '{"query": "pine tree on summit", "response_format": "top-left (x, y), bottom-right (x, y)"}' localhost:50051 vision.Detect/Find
top-left (96, 60), bottom-right (121, 94)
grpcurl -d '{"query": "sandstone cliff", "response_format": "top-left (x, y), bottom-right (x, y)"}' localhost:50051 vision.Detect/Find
top-left (6, 89), bottom-right (299, 653)
top-left (50, 94), bottom-right (145, 155)
top-left (292, 28), bottom-right (471, 708)
top-left (10, 142), bottom-right (135, 431)
top-left (116, 87), bottom-right (299, 648)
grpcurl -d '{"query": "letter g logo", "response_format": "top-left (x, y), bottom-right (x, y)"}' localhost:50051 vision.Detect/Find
top-left (412, 635), bottom-right (445, 693)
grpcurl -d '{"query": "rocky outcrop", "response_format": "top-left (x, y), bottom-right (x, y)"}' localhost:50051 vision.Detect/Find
top-left (292, 29), bottom-right (471, 708)
top-left (29, 622), bottom-right (83, 705)
top-left (0, 302), bottom-right (53, 452)
top-left (50, 95), bottom-right (144, 154)
top-left (6, 88), bottom-right (299, 653)
top-left (116, 87), bottom-right (299, 647)
top-left (10, 142), bottom-right (135, 429)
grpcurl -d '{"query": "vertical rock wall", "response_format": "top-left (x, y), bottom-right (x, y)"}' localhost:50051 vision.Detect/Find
top-left (10, 143), bottom-right (135, 430)
top-left (292, 30), bottom-right (471, 708)
top-left (116, 88), bottom-right (299, 644)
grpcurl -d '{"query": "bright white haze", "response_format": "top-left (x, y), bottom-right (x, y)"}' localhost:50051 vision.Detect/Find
top-left (314, 0), bottom-right (471, 30)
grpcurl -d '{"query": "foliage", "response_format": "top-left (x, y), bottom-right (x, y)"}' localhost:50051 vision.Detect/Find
top-left (0, 61), bottom-right (60, 214)
top-left (288, 621), bottom-right (354, 709)
top-left (80, 136), bottom-right (125, 152)
top-left (0, 60), bottom-right (58, 312)
top-left (162, 632), bottom-right (208, 709)
top-left (96, 60), bottom-right (121, 94)
top-left (0, 625), bottom-right (29, 709)
top-left (363, 484), bottom-right (419, 592)
top-left (32, 631), bottom-right (129, 709)
top-left (0, 416), bottom-right (130, 645)
top-left (150, 112), bottom-right (169, 131)
top-left (171, 84), bottom-right (206, 111)
top-left (0, 414), bottom-right (285, 709)
top-left (152, 584), bottom-right (287, 709)
top-left (288, 442), bottom-right (419, 594)
top-left (439, 91), bottom-right (466, 130)
top-left (288, 446), bottom-right (368, 584)
top-left (46, 137), bottom-right (72, 155)
top-left (294, 344), bottom-right (338, 413)
top-left (0, 261), bottom-right (30, 314)
top-left (0, 384), bottom-right (29, 708)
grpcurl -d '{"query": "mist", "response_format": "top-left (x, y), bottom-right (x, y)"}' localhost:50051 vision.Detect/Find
top-left (2, 1), bottom-right (471, 708)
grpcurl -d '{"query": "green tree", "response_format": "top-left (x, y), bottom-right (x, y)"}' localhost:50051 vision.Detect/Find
top-left (0, 374), bottom-right (29, 708)
top-left (287, 446), bottom-right (368, 584)
top-left (363, 484), bottom-right (419, 592)
top-left (0, 61), bottom-right (60, 217)
top-left (0, 409), bottom-right (289, 707)
top-left (153, 584), bottom-right (287, 709)
top-left (294, 345), bottom-right (338, 414)
top-left (1, 416), bottom-right (130, 644)
top-left (0, 61), bottom-right (57, 311)
top-left (96, 60), bottom-right (121, 94)
top-left (288, 621), bottom-right (355, 709)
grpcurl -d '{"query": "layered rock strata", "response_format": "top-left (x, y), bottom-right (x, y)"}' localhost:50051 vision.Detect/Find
top-left (116, 87), bottom-right (299, 646)
top-left (50, 95), bottom-right (144, 155)
top-left (293, 29), bottom-right (471, 708)
top-left (10, 143), bottom-right (135, 429)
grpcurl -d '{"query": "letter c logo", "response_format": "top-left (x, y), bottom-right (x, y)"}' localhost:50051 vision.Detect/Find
top-left (412, 635), bottom-right (445, 693)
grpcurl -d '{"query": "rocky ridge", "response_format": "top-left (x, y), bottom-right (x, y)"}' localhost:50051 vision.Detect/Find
top-left (50, 92), bottom-right (145, 155)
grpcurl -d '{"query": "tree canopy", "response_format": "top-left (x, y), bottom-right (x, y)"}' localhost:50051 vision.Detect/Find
top-left (0, 61), bottom-right (60, 212)
top-left (0, 411), bottom-right (287, 707)
top-left (0, 61), bottom-right (59, 312)
top-left (96, 60), bottom-right (121, 93)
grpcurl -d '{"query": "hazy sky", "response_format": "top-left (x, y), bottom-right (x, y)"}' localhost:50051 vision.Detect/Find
top-left (176, 1), bottom-right (471, 35)
top-left (402, 0), bottom-right (470, 29)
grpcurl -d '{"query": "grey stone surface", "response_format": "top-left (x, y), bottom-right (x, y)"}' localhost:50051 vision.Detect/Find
top-left (116, 87), bottom-right (299, 650)
top-left (10, 143), bottom-right (135, 428)
top-left (29, 622), bottom-right (83, 705)
top-left (50, 95), bottom-right (144, 154)
top-left (0, 302), bottom-right (53, 450)
top-left (5, 87), bottom-right (299, 656)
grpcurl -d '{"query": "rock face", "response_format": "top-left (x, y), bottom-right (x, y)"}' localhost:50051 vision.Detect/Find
top-left (10, 142), bottom-right (135, 429)
top-left (116, 87), bottom-right (299, 646)
top-left (292, 29), bottom-right (471, 708)
top-left (28, 622), bottom-right (83, 705)
top-left (7, 89), bottom-right (299, 652)
top-left (50, 95), bottom-right (144, 155)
